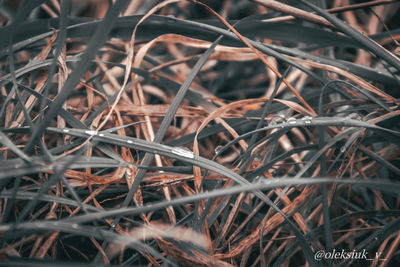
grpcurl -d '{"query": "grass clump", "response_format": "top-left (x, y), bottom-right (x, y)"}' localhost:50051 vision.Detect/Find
top-left (0, 0), bottom-right (399, 266)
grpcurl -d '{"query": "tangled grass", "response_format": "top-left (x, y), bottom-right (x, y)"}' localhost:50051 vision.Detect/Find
top-left (0, 0), bottom-right (400, 266)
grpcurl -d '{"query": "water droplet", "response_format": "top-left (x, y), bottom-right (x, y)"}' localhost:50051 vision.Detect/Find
top-left (270, 114), bottom-right (286, 125)
top-left (215, 145), bottom-right (223, 154)
top-left (255, 175), bottom-right (266, 183)
top-left (347, 113), bottom-right (361, 120)
top-left (340, 146), bottom-right (346, 153)
top-left (98, 133), bottom-right (104, 137)
top-left (84, 130), bottom-right (97, 135)
top-left (71, 223), bottom-right (79, 229)
top-left (127, 140), bottom-right (133, 144)
top-left (171, 147), bottom-right (194, 159)
top-left (287, 117), bottom-right (297, 124)
top-left (62, 129), bottom-right (70, 133)
top-left (278, 114), bottom-right (286, 119)
top-left (302, 116), bottom-right (313, 124)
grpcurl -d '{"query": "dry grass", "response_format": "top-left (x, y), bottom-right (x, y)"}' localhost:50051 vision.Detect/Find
top-left (0, 0), bottom-right (400, 266)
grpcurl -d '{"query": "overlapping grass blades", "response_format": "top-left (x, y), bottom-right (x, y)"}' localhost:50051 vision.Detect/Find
top-left (0, 0), bottom-right (399, 266)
